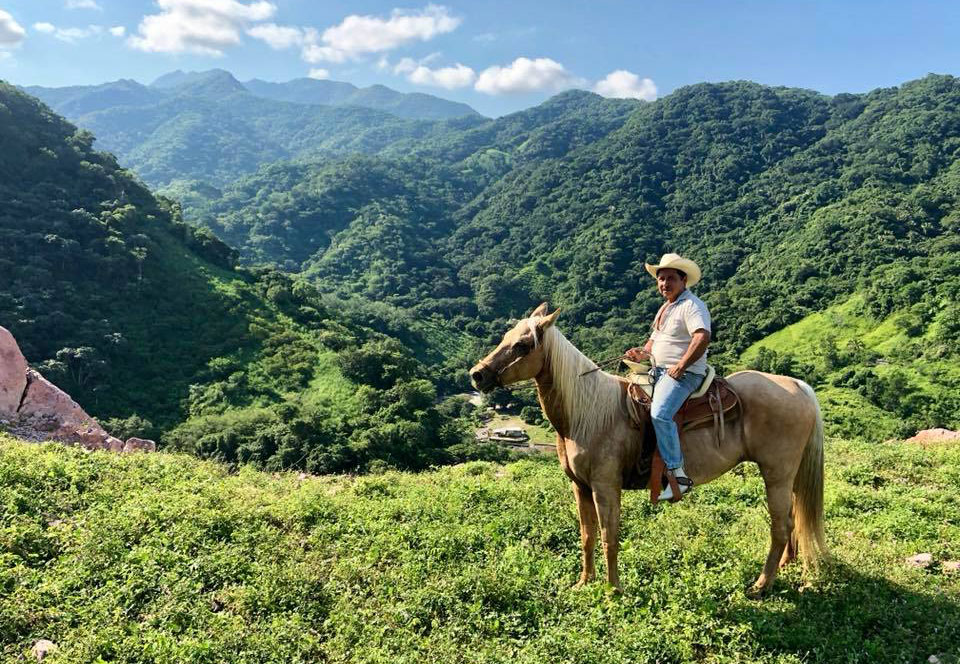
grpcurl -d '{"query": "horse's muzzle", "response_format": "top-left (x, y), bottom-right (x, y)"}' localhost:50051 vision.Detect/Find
top-left (469, 364), bottom-right (497, 393)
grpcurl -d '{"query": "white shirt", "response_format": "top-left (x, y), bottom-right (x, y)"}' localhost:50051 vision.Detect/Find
top-left (649, 289), bottom-right (711, 375)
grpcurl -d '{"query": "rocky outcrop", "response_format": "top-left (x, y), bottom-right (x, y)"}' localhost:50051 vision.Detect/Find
top-left (904, 428), bottom-right (960, 446)
top-left (0, 327), bottom-right (27, 414)
top-left (0, 325), bottom-right (155, 452)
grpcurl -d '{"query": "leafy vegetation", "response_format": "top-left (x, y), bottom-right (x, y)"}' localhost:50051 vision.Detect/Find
top-left (182, 76), bottom-right (960, 435)
top-left (25, 70), bottom-right (480, 187)
top-left (0, 81), bottom-right (484, 473)
top-left (2, 436), bottom-right (958, 662)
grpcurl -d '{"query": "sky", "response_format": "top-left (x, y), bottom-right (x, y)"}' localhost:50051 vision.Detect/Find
top-left (1, 1), bottom-right (959, 117)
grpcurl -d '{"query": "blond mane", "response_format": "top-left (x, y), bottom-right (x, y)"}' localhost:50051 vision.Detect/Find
top-left (536, 320), bottom-right (624, 443)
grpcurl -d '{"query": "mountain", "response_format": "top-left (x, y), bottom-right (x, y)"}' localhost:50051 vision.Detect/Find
top-left (243, 77), bottom-right (481, 120)
top-left (22, 70), bottom-right (482, 187)
top-left (185, 76), bottom-right (960, 439)
top-left (0, 80), bottom-right (478, 473)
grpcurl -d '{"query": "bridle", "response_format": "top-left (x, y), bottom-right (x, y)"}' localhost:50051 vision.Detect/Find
top-left (476, 343), bottom-right (534, 389)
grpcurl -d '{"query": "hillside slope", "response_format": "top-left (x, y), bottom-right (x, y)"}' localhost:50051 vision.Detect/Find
top-left (181, 75), bottom-right (960, 436)
top-left (2, 437), bottom-right (958, 663)
top-left (24, 70), bottom-right (482, 187)
top-left (0, 81), bottom-right (472, 473)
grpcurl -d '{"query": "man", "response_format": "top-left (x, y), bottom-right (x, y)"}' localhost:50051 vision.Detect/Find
top-left (626, 253), bottom-right (711, 501)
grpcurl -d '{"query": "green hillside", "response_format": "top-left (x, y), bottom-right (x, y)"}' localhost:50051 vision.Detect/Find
top-left (0, 81), bottom-right (480, 473)
top-left (2, 436), bottom-right (958, 663)
top-left (24, 70), bottom-right (483, 187)
top-left (176, 75), bottom-right (960, 437)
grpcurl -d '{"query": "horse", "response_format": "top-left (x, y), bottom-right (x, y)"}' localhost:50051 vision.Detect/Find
top-left (469, 303), bottom-right (827, 595)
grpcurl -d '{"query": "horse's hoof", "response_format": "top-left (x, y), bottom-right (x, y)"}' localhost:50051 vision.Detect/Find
top-left (606, 584), bottom-right (624, 596)
top-left (746, 583), bottom-right (769, 600)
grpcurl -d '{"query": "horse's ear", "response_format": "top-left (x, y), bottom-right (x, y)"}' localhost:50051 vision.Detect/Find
top-left (536, 308), bottom-right (561, 332)
top-left (530, 302), bottom-right (549, 317)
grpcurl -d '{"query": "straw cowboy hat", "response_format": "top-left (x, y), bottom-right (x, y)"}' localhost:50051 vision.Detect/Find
top-left (645, 253), bottom-right (702, 287)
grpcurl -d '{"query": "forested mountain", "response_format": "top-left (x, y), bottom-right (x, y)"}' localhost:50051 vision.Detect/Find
top-left (0, 81), bottom-right (485, 473)
top-left (24, 69), bottom-right (484, 187)
top-left (7, 72), bottom-right (959, 461)
top-left (186, 76), bottom-right (960, 438)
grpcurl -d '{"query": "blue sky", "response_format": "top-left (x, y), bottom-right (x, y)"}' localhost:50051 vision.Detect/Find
top-left (1, 0), bottom-right (959, 116)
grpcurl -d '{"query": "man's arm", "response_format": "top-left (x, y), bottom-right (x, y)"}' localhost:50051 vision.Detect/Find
top-left (667, 329), bottom-right (711, 379)
top-left (625, 338), bottom-right (654, 361)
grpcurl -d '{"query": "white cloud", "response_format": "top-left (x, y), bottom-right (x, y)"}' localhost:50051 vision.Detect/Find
top-left (0, 9), bottom-right (26, 48)
top-left (307, 67), bottom-right (329, 80)
top-left (305, 5), bottom-right (460, 63)
top-left (594, 70), bottom-right (657, 101)
top-left (393, 57), bottom-right (474, 89)
top-left (53, 24), bottom-right (103, 42)
top-left (109, 25), bottom-right (126, 37)
top-left (475, 57), bottom-right (582, 95)
top-left (247, 22), bottom-right (304, 49)
top-left (128, 0), bottom-right (276, 56)
top-left (66, 0), bottom-right (103, 10)
top-left (32, 21), bottom-right (108, 42)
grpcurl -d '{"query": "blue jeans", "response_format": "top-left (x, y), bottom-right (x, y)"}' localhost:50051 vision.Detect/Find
top-left (650, 367), bottom-right (704, 469)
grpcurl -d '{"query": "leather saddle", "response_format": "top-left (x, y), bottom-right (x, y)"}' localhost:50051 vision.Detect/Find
top-left (622, 363), bottom-right (741, 500)
top-left (624, 363), bottom-right (740, 435)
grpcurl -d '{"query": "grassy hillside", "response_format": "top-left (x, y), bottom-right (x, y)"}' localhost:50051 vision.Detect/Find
top-left (2, 435), bottom-right (958, 663)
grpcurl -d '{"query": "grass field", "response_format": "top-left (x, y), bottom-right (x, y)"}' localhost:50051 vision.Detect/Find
top-left (1, 433), bottom-right (959, 663)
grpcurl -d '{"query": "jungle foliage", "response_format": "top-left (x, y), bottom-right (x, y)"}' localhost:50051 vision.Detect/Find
top-left (0, 81), bottom-right (479, 473)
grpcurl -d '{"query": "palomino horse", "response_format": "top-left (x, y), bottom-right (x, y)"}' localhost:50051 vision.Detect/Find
top-left (469, 304), bottom-right (827, 595)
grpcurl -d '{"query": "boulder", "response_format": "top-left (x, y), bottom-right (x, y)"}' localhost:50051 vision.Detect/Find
top-left (31, 640), bottom-right (58, 661)
top-left (0, 326), bottom-right (28, 416)
top-left (0, 328), bottom-right (150, 454)
top-left (123, 437), bottom-right (157, 453)
top-left (904, 428), bottom-right (960, 446)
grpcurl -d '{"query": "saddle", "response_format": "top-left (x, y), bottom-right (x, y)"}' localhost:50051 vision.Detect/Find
top-left (623, 363), bottom-right (741, 504)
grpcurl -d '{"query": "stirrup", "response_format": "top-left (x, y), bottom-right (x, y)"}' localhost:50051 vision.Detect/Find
top-left (658, 472), bottom-right (694, 502)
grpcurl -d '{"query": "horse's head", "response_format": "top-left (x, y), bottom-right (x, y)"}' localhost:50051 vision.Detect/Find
top-left (469, 303), bottom-right (560, 393)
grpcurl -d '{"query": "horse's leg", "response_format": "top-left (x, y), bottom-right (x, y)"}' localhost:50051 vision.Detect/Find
top-left (572, 482), bottom-right (597, 587)
top-left (749, 478), bottom-right (794, 597)
top-left (592, 482), bottom-right (622, 593)
top-left (778, 502), bottom-right (798, 569)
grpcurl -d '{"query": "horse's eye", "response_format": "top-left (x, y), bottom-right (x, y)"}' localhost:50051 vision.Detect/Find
top-left (513, 340), bottom-right (533, 353)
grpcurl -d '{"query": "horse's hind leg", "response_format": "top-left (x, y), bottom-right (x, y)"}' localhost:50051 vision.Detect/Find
top-left (778, 503), bottom-right (798, 569)
top-left (750, 479), bottom-right (794, 597)
top-left (572, 482), bottom-right (598, 588)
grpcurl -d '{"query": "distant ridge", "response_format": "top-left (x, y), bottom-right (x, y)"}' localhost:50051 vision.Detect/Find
top-left (26, 68), bottom-right (481, 120)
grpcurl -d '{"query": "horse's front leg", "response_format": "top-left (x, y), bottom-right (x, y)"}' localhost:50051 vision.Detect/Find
top-left (592, 481), bottom-right (623, 593)
top-left (572, 482), bottom-right (597, 587)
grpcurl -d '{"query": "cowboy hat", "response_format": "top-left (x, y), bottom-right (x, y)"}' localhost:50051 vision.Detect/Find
top-left (644, 253), bottom-right (702, 287)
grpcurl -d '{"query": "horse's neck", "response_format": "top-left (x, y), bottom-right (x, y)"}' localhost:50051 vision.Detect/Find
top-left (535, 368), bottom-right (569, 438)
top-left (534, 328), bottom-right (616, 443)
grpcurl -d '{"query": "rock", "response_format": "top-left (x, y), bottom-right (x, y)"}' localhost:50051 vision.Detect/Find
top-left (904, 429), bottom-right (960, 446)
top-left (123, 437), bottom-right (156, 453)
top-left (943, 561), bottom-right (960, 573)
top-left (928, 656), bottom-right (941, 664)
top-left (31, 639), bottom-right (58, 661)
top-left (0, 327), bottom-right (153, 454)
top-left (906, 553), bottom-right (933, 568)
top-left (0, 326), bottom-right (28, 416)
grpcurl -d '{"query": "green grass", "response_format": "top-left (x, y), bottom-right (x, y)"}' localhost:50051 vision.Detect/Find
top-left (2, 433), bottom-right (959, 663)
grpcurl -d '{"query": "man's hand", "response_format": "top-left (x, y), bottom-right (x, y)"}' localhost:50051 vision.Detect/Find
top-left (625, 347), bottom-right (650, 362)
top-left (667, 364), bottom-right (686, 380)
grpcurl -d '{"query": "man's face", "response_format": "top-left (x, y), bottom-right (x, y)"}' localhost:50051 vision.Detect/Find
top-left (656, 268), bottom-right (686, 300)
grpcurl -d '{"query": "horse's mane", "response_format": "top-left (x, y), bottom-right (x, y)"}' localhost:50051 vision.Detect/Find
top-left (537, 320), bottom-right (624, 442)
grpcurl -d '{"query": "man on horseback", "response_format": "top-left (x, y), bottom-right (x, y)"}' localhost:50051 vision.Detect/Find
top-left (626, 253), bottom-right (711, 502)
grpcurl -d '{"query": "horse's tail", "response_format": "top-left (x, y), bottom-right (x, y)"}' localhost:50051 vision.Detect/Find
top-left (793, 381), bottom-right (828, 571)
